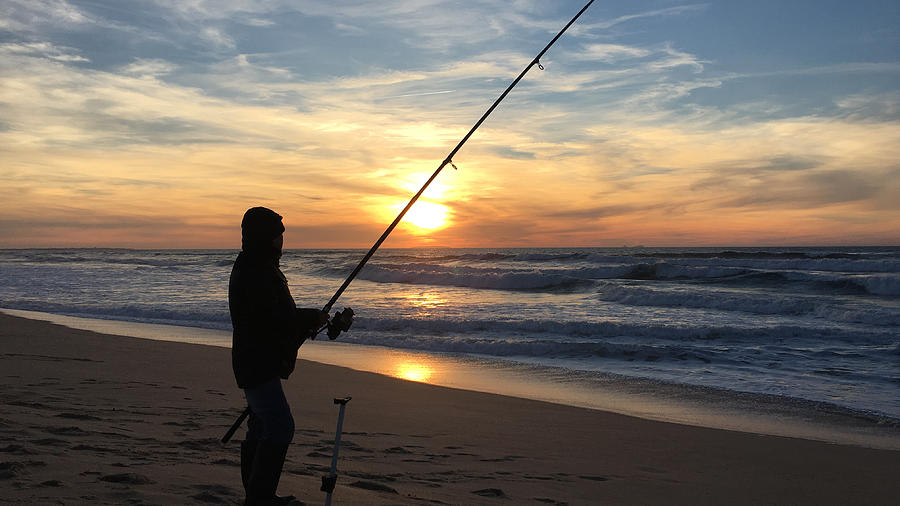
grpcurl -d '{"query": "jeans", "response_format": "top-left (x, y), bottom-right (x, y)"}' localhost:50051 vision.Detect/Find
top-left (244, 377), bottom-right (294, 444)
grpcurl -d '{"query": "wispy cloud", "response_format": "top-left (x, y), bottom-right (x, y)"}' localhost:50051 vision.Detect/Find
top-left (588, 4), bottom-right (707, 30)
top-left (0, 0), bottom-right (90, 31)
top-left (0, 41), bottom-right (89, 62)
top-left (121, 58), bottom-right (178, 77)
top-left (380, 89), bottom-right (457, 100)
top-left (571, 43), bottom-right (650, 62)
top-left (740, 62), bottom-right (900, 78)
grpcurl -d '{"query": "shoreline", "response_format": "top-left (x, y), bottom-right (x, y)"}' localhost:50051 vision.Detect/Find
top-left (2, 311), bottom-right (900, 505)
top-left (3, 307), bottom-right (899, 451)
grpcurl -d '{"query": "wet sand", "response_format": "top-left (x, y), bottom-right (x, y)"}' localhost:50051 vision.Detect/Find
top-left (2, 312), bottom-right (899, 505)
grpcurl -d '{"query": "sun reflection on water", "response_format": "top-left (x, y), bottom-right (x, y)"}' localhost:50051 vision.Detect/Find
top-left (402, 291), bottom-right (447, 317)
top-left (394, 361), bottom-right (435, 383)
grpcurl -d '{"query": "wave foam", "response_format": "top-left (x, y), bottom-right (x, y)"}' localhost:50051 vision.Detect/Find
top-left (596, 285), bottom-right (900, 326)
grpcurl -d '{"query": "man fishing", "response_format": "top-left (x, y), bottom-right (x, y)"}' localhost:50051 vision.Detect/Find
top-left (229, 206), bottom-right (328, 506)
top-left (223, 3), bottom-right (594, 503)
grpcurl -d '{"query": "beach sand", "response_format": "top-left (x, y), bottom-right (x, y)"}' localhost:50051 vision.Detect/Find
top-left (2, 312), bottom-right (898, 505)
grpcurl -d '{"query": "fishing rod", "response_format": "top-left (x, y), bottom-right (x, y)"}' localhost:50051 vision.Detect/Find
top-left (222, 0), bottom-right (596, 445)
top-left (320, 0), bottom-right (596, 315)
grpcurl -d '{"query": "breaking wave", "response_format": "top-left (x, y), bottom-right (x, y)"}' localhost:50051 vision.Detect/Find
top-left (321, 261), bottom-right (900, 296)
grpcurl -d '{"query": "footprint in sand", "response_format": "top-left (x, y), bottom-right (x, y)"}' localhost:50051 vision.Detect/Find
top-left (346, 471), bottom-right (398, 483)
top-left (0, 460), bottom-right (46, 480)
top-left (479, 455), bottom-right (524, 462)
top-left (55, 412), bottom-right (102, 421)
top-left (190, 484), bottom-right (240, 503)
top-left (472, 488), bottom-right (507, 498)
top-left (71, 444), bottom-right (113, 453)
top-left (45, 426), bottom-right (90, 436)
top-left (284, 467), bottom-right (314, 477)
top-left (6, 400), bottom-right (49, 410)
top-left (535, 498), bottom-right (569, 506)
top-left (348, 480), bottom-right (398, 495)
top-left (177, 438), bottom-right (219, 451)
top-left (30, 438), bottom-right (69, 447)
top-left (524, 474), bottom-right (556, 481)
top-left (98, 472), bottom-right (156, 485)
top-left (0, 444), bottom-right (34, 456)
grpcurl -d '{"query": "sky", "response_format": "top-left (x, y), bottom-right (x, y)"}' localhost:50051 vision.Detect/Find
top-left (1, 0), bottom-right (898, 248)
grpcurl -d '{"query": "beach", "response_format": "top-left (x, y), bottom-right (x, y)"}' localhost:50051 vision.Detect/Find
top-left (3, 312), bottom-right (899, 505)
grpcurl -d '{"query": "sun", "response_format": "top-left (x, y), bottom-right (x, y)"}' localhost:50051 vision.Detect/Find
top-left (403, 201), bottom-right (449, 230)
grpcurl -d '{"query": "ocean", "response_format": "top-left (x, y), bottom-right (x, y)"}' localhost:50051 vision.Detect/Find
top-left (2, 246), bottom-right (899, 433)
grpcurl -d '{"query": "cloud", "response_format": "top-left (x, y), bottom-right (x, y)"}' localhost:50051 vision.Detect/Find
top-left (145, 0), bottom-right (281, 21)
top-left (0, 41), bottom-right (89, 62)
top-left (1, 0), bottom-right (147, 41)
top-left (835, 91), bottom-right (900, 120)
top-left (573, 43), bottom-right (650, 62)
top-left (131, 0), bottom-right (547, 51)
top-left (537, 42), bottom-right (709, 105)
top-left (714, 169), bottom-right (882, 210)
top-left (0, 0), bottom-right (90, 32)
top-left (586, 4), bottom-right (707, 31)
top-left (490, 146), bottom-right (536, 160)
top-left (333, 22), bottom-right (367, 36)
top-left (200, 26), bottom-right (236, 49)
top-left (121, 58), bottom-right (178, 77)
top-left (648, 44), bottom-right (706, 73)
top-left (379, 89), bottom-right (457, 100)
top-left (239, 17), bottom-right (274, 28)
top-left (544, 204), bottom-right (653, 220)
top-left (744, 62), bottom-right (900, 79)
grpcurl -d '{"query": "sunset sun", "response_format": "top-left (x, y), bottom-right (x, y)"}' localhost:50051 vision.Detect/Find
top-left (403, 201), bottom-right (450, 231)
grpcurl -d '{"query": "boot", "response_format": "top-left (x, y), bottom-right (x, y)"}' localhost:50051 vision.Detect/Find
top-left (242, 440), bottom-right (298, 505)
top-left (245, 441), bottom-right (296, 506)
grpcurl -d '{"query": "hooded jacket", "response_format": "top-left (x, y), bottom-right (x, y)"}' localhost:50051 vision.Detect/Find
top-left (229, 207), bottom-right (320, 389)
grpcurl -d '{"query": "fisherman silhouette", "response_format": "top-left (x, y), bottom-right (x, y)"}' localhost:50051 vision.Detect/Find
top-left (229, 207), bottom-right (327, 506)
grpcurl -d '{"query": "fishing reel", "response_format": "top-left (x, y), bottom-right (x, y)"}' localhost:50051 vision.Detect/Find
top-left (326, 308), bottom-right (354, 340)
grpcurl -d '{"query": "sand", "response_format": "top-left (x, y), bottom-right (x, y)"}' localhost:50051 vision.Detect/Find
top-left (1, 312), bottom-right (899, 505)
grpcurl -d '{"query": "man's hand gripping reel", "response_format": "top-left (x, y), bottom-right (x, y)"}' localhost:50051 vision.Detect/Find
top-left (327, 308), bottom-right (354, 339)
top-left (313, 308), bottom-right (354, 340)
